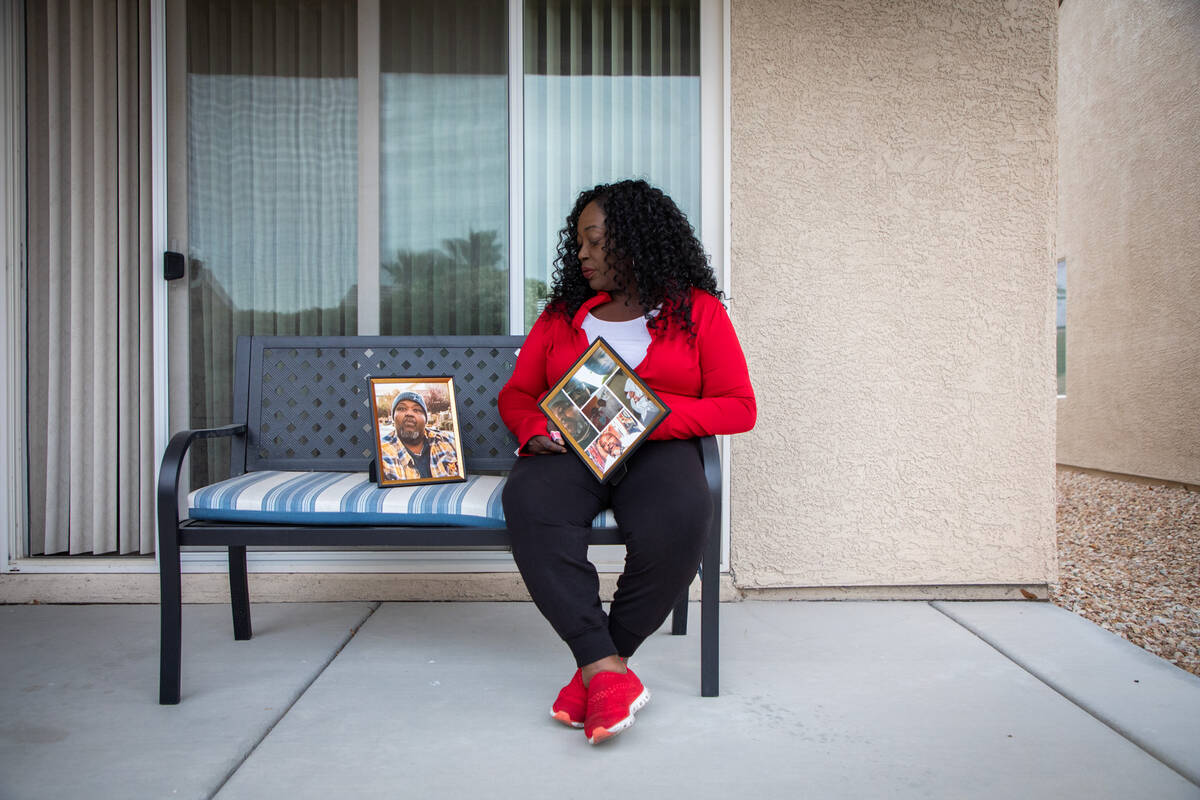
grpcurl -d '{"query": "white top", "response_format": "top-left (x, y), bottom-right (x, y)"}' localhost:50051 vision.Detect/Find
top-left (581, 312), bottom-right (652, 368)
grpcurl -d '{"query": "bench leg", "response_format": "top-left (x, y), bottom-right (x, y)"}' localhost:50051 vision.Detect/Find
top-left (158, 523), bottom-right (182, 705)
top-left (670, 587), bottom-right (689, 635)
top-left (229, 545), bottom-right (253, 640)
top-left (700, 519), bottom-right (720, 698)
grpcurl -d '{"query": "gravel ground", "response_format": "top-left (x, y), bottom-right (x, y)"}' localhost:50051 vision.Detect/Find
top-left (1051, 468), bottom-right (1200, 677)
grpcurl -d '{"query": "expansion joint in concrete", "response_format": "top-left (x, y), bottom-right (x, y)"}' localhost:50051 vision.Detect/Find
top-left (207, 601), bottom-right (381, 799)
top-left (929, 601), bottom-right (1200, 790)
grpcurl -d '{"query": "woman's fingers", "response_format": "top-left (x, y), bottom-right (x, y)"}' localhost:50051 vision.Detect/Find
top-left (525, 435), bottom-right (568, 455)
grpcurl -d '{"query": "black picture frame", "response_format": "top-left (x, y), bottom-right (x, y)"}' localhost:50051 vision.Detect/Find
top-left (538, 337), bottom-right (669, 483)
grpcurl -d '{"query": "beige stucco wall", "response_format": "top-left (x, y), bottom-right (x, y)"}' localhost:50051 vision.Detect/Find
top-left (1055, 0), bottom-right (1200, 485)
top-left (728, 0), bottom-right (1058, 588)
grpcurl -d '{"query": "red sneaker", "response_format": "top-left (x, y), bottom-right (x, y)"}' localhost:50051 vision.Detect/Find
top-left (550, 669), bottom-right (586, 728)
top-left (584, 669), bottom-right (651, 745)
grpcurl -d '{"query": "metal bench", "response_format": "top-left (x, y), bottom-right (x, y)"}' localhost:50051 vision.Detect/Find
top-left (157, 335), bottom-right (722, 704)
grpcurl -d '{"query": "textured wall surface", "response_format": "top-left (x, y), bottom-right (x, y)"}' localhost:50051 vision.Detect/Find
top-left (728, 0), bottom-right (1058, 587)
top-left (1056, 0), bottom-right (1200, 484)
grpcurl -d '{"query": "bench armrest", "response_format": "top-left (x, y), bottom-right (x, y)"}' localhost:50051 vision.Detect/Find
top-left (156, 423), bottom-right (244, 705)
top-left (157, 424), bottom-right (248, 528)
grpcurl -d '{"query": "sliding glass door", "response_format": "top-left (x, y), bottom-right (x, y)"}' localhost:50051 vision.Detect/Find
top-left (170, 0), bottom-right (703, 489)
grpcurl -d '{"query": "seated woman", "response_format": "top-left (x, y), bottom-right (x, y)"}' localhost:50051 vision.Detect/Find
top-left (499, 179), bottom-right (756, 745)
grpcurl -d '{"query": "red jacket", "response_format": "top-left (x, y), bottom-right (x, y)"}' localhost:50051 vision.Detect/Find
top-left (499, 288), bottom-right (757, 451)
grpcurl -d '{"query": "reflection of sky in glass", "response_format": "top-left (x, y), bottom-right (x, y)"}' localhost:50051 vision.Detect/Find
top-left (524, 74), bottom-right (701, 326)
top-left (380, 74), bottom-right (508, 259)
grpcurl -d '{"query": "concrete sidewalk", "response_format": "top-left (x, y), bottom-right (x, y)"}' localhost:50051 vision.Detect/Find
top-left (1, 600), bottom-right (1198, 799)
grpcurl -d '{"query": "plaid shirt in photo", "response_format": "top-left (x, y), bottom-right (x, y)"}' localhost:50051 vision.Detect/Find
top-left (379, 428), bottom-right (460, 480)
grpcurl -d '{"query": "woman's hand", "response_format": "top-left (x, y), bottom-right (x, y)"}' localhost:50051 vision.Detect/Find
top-left (523, 434), bottom-right (568, 455)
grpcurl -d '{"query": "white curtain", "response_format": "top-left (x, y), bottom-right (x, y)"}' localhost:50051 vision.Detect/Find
top-left (185, 0), bottom-right (358, 487)
top-left (26, 0), bottom-right (155, 554)
top-left (522, 0), bottom-right (701, 329)
top-left (3, 0), bottom-right (29, 563)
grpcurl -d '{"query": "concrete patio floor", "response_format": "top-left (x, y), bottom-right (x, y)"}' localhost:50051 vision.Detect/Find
top-left (1, 600), bottom-right (1198, 799)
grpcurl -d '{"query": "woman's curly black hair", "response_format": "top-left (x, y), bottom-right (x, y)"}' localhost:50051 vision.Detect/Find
top-left (546, 179), bottom-right (721, 335)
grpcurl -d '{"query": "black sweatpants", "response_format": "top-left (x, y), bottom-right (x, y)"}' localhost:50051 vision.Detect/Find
top-left (502, 438), bottom-right (712, 667)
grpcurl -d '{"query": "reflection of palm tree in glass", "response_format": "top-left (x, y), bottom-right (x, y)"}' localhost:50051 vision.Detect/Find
top-left (441, 229), bottom-right (502, 271)
top-left (381, 229), bottom-right (506, 335)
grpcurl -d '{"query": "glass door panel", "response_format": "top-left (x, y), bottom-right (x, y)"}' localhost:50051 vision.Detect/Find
top-left (378, 0), bottom-right (510, 335)
top-left (522, 0), bottom-right (701, 329)
top-left (184, 0), bottom-right (359, 485)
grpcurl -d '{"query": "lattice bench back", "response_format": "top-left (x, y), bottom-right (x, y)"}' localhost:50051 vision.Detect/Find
top-left (233, 335), bottom-right (525, 475)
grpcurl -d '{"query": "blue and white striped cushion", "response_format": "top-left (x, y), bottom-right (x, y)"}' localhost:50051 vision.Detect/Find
top-left (188, 471), bottom-right (618, 528)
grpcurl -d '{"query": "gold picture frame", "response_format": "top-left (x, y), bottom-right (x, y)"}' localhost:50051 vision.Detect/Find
top-left (368, 376), bottom-right (466, 487)
top-left (539, 338), bottom-right (669, 483)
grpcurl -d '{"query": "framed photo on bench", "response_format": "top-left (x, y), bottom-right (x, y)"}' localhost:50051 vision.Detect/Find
top-left (539, 337), bottom-right (669, 484)
top-left (368, 376), bottom-right (466, 487)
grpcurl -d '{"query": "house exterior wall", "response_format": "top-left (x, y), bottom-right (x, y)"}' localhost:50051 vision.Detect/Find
top-left (4, 1), bottom-right (1063, 598)
top-left (727, 0), bottom-right (1058, 588)
top-left (1055, 0), bottom-right (1200, 485)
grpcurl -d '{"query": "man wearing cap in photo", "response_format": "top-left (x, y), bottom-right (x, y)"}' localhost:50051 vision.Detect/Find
top-left (379, 390), bottom-right (460, 481)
